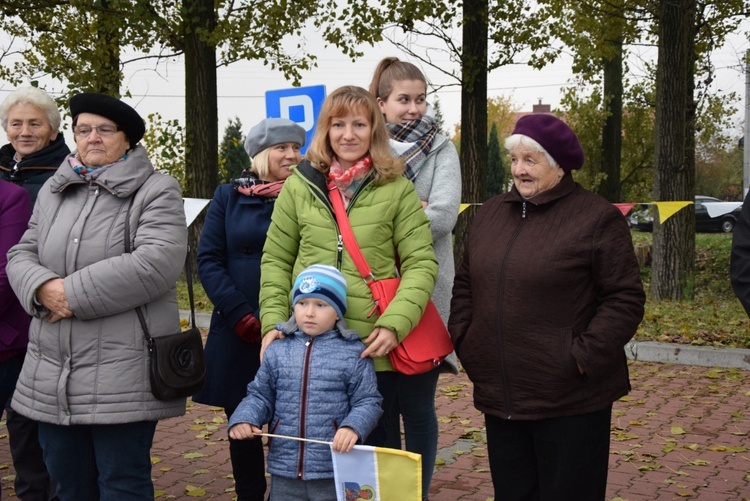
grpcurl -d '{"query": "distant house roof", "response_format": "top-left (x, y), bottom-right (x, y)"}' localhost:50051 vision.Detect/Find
top-left (502, 100), bottom-right (554, 137)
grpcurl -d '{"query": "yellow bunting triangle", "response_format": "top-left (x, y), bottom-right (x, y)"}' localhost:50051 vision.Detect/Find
top-left (652, 201), bottom-right (693, 224)
top-left (459, 203), bottom-right (472, 215)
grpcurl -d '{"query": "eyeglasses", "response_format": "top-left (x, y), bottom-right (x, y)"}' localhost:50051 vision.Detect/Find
top-left (72, 125), bottom-right (120, 137)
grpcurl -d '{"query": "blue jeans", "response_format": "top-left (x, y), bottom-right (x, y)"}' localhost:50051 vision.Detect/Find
top-left (38, 420), bottom-right (158, 501)
top-left (366, 368), bottom-right (440, 500)
top-left (269, 475), bottom-right (336, 501)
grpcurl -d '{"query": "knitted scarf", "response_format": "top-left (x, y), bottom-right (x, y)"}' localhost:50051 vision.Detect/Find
top-left (328, 155), bottom-right (373, 200)
top-left (387, 115), bottom-right (438, 181)
top-left (232, 169), bottom-right (285, 199)
top-left (68, 153), bottom-right (128, 181)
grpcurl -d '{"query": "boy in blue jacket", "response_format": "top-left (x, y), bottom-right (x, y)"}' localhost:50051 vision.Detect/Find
top-left (229, 264), bottom-right (382, 500)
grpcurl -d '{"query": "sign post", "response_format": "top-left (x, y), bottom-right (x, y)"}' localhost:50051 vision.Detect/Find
top-left (265, 85), bottom-right (327, 154)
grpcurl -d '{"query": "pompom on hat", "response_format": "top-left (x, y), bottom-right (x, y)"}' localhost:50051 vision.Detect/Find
top-left (292, 264), bottom-right (347, 319)
top-left (244, 117), bottom-right (306, 158)
top-left (511, 114), bottom-right (584, 171)
top-left (70, 92), bottom-right (145, 149)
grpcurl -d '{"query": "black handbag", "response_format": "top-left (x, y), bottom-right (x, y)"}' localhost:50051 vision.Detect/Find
top-left (125, 197), bottom-right (206, 401)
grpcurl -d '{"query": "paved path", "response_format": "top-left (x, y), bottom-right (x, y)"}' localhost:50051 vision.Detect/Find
top-left (1, 361), bottom-right (749, 500)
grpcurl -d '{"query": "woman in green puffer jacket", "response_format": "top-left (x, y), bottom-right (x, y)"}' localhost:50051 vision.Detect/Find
top-left (259, 85), bottom-right (438, 449)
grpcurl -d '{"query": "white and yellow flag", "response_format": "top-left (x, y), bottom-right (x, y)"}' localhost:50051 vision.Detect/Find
top-left (331, 445), bottom-right (422, 501)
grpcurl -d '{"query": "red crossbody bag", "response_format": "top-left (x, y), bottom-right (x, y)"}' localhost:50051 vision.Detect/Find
top-left (328, 182), bottom-right (453, 374)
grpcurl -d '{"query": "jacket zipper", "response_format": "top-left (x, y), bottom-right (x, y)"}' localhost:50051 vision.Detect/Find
top-left (299, 166), bottom-right (372, 275)
top-left (61, 182), bottom-right (101, 414)
top-left (297, 336), bottom-right (315, 479)
top-left (336, 187), bottom-right (367, 270)
top-left (497, 203), bottom-right (528, 418)
top-left (337, 234), bottom-right (344, 269)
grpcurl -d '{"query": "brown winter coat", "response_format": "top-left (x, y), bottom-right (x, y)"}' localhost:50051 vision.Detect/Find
top-left (449, 174), bottom-right (645, 420)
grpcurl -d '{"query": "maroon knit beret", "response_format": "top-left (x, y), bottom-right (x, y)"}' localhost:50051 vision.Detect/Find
top-left (512, 114), bottom-right (584, 171)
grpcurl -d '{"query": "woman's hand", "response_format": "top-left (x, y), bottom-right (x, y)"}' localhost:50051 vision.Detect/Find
top-left (36, 278), bottom-right (73, 323)
top-left (260, 329), bottom-right (285, 362)
top-left (234, 313), bottom-right (262, 344)
top-left (361, 327), bottom-right (398, 359)
top-left (332, 427), bottom-right (359, 453)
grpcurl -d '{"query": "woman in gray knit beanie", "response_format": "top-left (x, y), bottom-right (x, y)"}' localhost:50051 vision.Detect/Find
top-left (192, 116), bottom-right (306, 500)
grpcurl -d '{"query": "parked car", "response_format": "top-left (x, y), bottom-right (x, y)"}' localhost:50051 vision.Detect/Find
top-left (628, 196), bottom-right (742, 233)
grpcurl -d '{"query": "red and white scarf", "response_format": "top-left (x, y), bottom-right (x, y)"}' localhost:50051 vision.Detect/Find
top-left (328, 155), bottom-right (373, 200)
top-left (232, 170), bottom-right (285, 198)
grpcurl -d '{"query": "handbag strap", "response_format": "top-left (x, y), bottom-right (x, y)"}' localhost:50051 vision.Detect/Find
top-left (327, 182), bottom-right (374, 282)
top-left (124, 195), bottom-right (195, 347)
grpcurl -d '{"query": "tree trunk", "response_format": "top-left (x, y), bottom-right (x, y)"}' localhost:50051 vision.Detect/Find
top-left (183, 0), bottom-right (218, 277)
top-left (599, 37), bottom-right (623, 202)
top-left (94, 0), bottom-right (122, 96)
top-left (454, 0), bottom-right (488, 268)
top-left (651, 0), bottom-right (696, 301)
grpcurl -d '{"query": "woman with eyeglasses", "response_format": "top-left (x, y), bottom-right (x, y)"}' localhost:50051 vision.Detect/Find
top-left (6, 92), bottom-right (188, 500)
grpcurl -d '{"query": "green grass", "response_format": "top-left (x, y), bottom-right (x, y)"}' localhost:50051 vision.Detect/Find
top-left (178, 232), bottom-right (750, 348)
top-left (176, 276), bottom-right (211, 313)
top-left (632, 231), bottom-right (750, 348)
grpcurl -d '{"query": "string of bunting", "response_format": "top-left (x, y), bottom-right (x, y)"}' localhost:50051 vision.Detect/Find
top-left (192, 199), bottom-right (734, 225)
top-left (613, 202), bottom-right (693, 224)
top-left (461, 201), bottom-right (741, 225)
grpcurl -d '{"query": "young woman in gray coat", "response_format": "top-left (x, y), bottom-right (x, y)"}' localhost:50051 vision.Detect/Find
top-left (6, 93), bottom-right (188, 501)
top-left (369, 57), bottom-right (461, 501)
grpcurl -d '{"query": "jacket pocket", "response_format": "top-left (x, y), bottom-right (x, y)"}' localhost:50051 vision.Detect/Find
top-left (454, 322), bottom-right (502, 385)
top-left (515, 327), bottom-right (581, 396)
top-left (560, 327), bottom-right (583, 378)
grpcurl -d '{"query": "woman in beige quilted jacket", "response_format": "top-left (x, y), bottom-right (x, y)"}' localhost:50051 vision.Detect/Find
top-left (7, 92), bottom-right (187, 501)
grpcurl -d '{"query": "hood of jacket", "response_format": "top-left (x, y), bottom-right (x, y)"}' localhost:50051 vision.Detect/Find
top-left (50, 145), bottom-right (154, 198)
top-left (276, 316), bottom-right (362, 342)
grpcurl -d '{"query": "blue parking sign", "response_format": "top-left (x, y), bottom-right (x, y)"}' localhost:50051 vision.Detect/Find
top-left (266, 85), bottom-right (326, 154)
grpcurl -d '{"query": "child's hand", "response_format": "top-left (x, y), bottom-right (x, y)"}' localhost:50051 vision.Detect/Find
top-left (228, 423), bottom-right (262, 440)
top-left (332, 427), bottom-right (359, 453)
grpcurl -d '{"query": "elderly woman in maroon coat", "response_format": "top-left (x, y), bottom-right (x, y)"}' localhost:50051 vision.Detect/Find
top-left (449, 114), bottom-right (645, 500)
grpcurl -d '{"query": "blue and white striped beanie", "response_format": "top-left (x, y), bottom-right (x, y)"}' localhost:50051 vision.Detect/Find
top-left (292, 264), bottom-right (348, 318)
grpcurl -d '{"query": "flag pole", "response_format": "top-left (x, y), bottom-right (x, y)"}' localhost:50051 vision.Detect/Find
top-left (257, 432), bottom-right (332, 445)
